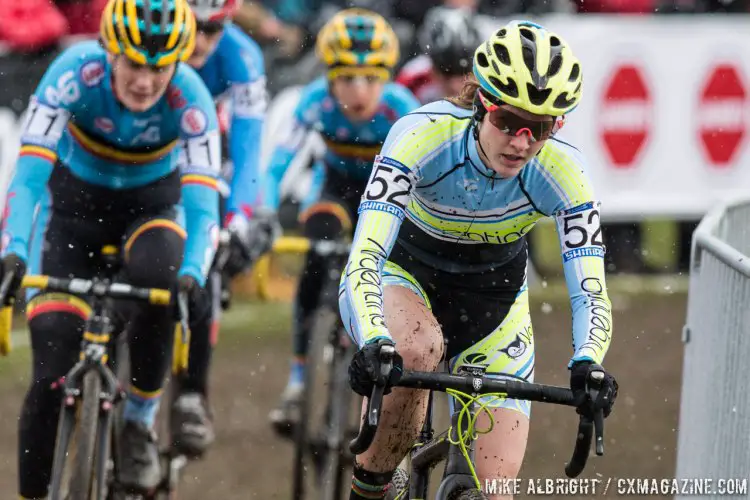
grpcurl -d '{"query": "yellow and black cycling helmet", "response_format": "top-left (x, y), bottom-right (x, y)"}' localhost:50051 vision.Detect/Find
top-left (473, 20), bottom-right (582, 116)
top-left (100, 0), bottom-right (196, 67)
top-left (316, 8), bottom-right (399, 80)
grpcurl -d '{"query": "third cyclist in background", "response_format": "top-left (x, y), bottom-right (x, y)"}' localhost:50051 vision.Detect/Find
top-left (396, 6), bottom-right (482, 104)
top-left (173, 0), bottom-right (278, 457)
top-left (265, 8), bottom-right (420, 435)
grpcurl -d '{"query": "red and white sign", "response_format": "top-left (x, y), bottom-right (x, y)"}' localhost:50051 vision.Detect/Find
top-left (697, 64), bottom-right (748, 167)
top-left (598, 64), bottom-right (652, 169)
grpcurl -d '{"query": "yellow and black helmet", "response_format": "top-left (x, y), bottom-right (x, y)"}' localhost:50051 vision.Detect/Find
top-left (473, 20), bottom-right (582, 116)
top-left (100, 0), bottom-right (196, 67)
top-left (316, 8), bottom-right (399, 78)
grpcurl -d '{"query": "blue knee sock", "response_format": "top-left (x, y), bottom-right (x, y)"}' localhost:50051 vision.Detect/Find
top-left (123, 388), bottom-right (161, 428)
top-left (289, 357), bottom-right (305, 386)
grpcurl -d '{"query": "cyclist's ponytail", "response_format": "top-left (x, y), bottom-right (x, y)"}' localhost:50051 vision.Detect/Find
top-left (446, 75), bottom-right (480, 110)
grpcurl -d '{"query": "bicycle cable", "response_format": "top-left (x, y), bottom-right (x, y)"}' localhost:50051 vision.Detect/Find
top-left (445, 388), bottom-right (510, 490)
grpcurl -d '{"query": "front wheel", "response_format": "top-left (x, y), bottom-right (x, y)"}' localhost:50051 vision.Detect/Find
top-left (450, 489), bottom-right (488, 500)
top-left (384, 468), bottom-right (410, 500)
top-left (67, 370), bottom-right (102, 499)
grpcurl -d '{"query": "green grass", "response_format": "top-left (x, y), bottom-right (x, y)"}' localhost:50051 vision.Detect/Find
top-left (215, 300), bottom-right (292, 341)
top-left (0, 345), bottom-right (29, 382)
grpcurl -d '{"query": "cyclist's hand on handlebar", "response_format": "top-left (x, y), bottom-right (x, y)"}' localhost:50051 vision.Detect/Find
top-left (570, 360), bottom-right (619, 418)
top-left (0, 254), bottom-right (26, 306)
top-left (349, 338), bottom-right (404, 397)
top-left (224, 209), bottom-right (281, 277)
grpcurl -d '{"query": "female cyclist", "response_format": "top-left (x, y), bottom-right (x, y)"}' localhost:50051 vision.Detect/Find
top-left (0, 0), bottom-right (220, 496)
top-left (264, 8), bottom-right (420, 433)
top-left (340, 21), bottom-right (619, 499)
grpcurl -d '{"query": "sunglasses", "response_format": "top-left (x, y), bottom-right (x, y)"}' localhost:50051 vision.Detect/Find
top-left (478, 91), bottom-right (561, 142)
top-left (196, 20), bottom-right (225, 35)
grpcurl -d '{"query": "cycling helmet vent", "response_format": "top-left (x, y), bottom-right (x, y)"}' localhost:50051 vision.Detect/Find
top-left (493, 43), bottom-right (510, 66)
top-left (548, 54), bottom-right (562, 77)
top-left (491, 76), bottom-right (519, 98)
top-left (569, 63), bottom-right (581, 82)
top-left (526, 84), bottom-right (551, 105)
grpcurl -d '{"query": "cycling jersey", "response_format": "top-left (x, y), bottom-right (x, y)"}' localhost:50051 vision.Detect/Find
top-left (395, 55), bottom-right (443, 105)
top-left (261, 76), bottom-right (420, 210)
top-left (196, 23), bottom-right (267, 221)
top-left (340, 99), bottom-right (612, 367)
top-left (1, 41), bottom-right (221, 285)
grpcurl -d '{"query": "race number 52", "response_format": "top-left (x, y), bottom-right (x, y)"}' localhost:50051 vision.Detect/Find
top-left (559, 204), bottom-right (603, 249)
top-left (364, 162), bottom-right (413, 210)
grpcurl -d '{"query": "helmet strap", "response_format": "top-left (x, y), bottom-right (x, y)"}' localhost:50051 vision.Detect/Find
top-left (471, 90), bottom-right (487, 142)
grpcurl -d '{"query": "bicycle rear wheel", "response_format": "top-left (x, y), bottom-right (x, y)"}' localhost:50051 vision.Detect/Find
top-left (50, 369), bottom-right (101, 500)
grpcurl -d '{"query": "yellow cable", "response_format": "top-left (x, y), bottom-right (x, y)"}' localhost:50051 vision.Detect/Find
top-left (445, 389), bottom-right (509, 490)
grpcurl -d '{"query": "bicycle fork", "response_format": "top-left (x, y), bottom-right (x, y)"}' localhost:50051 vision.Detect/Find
top-left (49, 305), bottom-right (125, 500)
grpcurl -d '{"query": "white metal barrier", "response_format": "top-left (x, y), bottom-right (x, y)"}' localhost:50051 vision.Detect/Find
top-left (676, 197), bottom-right (750, 499)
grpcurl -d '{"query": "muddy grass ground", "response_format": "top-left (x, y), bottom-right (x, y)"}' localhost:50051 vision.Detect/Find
top-left (0, 281), bottom-right (687, 499)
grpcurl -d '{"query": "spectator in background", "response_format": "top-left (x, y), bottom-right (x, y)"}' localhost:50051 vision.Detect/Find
top-left (0, 0), bottom-right (106, 53)
top-left (233, 0), bottom-right (320, 59)
top-left (397, 6), bottom-right (482, 104)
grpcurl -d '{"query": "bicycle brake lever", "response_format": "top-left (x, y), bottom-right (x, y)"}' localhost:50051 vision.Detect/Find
top-left (0, 272), bottom-right (15, 306)
top-left (587, 370), bottom-right (605, 456)
top-left (378, 344), bottom-right (395, 380)
top-left (594, 408), bottom-right (605, 456)
top-left (366, 344), bottom-right (395, 426)
top-left (177, 291), bottom-right (190, 343)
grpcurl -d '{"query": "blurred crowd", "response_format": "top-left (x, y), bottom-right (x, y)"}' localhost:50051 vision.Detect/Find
top-left (1, 0), bottom-right (749, 60)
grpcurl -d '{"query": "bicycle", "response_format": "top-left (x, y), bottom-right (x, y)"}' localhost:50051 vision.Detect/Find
top-left (258, 236), bottom-right (357, 500)
top-left (349, 344), bottom-right (607, 499)
top-left (0, 244), bottom-right (190, 500)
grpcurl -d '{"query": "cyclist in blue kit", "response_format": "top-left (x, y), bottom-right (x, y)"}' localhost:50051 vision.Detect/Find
top-left (0, 0), bottom-right (221, 495)
top-left (264, 8), bottom-right (420, 434)
top-left (169, 0), bottom-right (276, 458)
